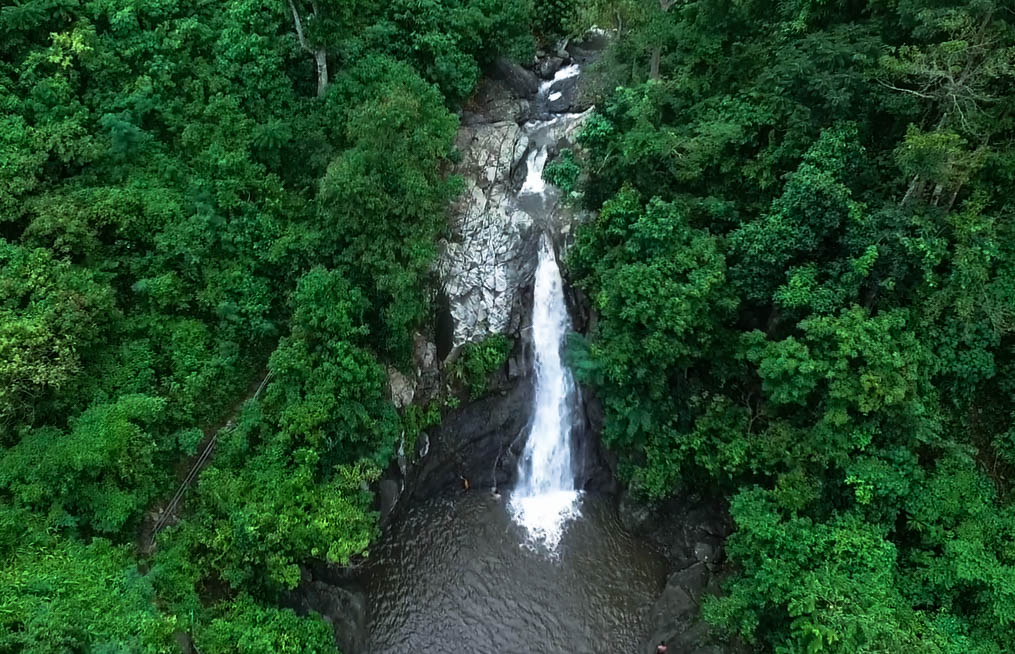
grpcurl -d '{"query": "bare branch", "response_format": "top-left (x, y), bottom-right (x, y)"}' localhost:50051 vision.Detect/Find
top-left (287, 0), bottom-right (312, 54)
top-left (876, 79), bottom-right (935, 99)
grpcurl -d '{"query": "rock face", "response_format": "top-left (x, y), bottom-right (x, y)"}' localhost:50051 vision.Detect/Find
top-left (439, 120), bottom-right (535, 347)
top-left (461, 77), bottom-right (530, 126)
top-left (286, 570), bottom-right (367, 654)
top-left (537, 55), bottom-right (566, 79)
top-left (439, 76), bottom-right (594, 351)
top-left (408, 366), bottom-right (534, 499)
top-left (617, 492), bottom-right (747, 654)
top-left (491, 56), bottom-right (540, 97)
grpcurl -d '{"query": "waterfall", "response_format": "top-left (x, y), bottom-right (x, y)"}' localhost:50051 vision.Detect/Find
top-left (509, 235), bottom-right (581, 550)
top-left (494, 60), bottom-right (585, 550)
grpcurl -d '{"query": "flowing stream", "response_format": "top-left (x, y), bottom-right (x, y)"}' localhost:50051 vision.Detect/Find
top-left (362, 61), bottom-right (665, 654)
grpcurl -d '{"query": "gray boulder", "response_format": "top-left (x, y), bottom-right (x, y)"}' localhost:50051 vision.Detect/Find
top-left (546, 74), bottom-right (581, 113)
top-left (461, 78), bottom-right (530, 125)
top-left (438, 120), bottom-right (535, 347)
top-left (491, 57), bottom-right (539, 97)
top-left (537, 56), bottom-right (565, 80)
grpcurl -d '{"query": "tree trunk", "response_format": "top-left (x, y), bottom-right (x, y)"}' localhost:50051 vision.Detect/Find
top-left (288, 0), bottom-right (328, 98)
top-left (314, 48), bottom-right (328, 98)
top-left (649, 0), bottom-right (677, 79)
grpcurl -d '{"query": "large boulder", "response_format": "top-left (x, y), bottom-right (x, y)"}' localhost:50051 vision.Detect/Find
top-left (407, 374), bottom-right (534, 499)
top-left (537, 56), bottom-right (566, 80)
top-left (624, 494), bottom-right (744, 654)
top-left (491, 57), bottom-right (540, 97)
top-left (288, 578), bottom-right (368, 654)
top-left (546, 76), bottom-right (580, 113)
top-left (461, 78), bottom-right (530, 126)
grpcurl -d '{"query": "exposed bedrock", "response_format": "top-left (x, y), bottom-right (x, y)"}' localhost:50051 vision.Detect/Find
top-left (437, 113), bottom-right (591, 350)
top-left (618, 493), bottom-right (747, 654)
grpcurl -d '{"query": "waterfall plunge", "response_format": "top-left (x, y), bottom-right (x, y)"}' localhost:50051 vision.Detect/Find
top-left (509, 235), bottom-right (581, 550)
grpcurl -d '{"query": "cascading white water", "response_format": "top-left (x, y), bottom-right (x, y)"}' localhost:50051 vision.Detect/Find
top-left (509, 234), bottom-right (580, 550)
top-left (506, 60), bottom-right (586, 550)
top-left (520, 148), bottom-right (549, 195)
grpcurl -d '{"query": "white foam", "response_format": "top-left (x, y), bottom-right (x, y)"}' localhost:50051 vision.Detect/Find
top-left (538, 63), bottom-right (581, 98)
top-left (520, 147), bottom-right (548, 195)
top-left (552, 64), bottom-right (581, 82)
top-left (512, 490), bottom-right (581, 551)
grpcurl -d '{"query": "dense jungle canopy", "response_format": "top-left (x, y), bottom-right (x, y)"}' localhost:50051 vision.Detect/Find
top-left (1, 1), bottom-right (1013, 653)
top-left (563, 1), bottom-right (1015, 652)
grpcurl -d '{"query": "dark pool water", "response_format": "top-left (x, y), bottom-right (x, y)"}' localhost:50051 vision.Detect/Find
top-left (363, 491), bottom-right (666, 654)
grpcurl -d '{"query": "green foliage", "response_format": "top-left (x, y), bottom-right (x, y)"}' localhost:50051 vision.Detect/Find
top-left (0, 534), bottom-right (177, 653)
top-left (533, 0), bottom-right (574, 38)
top-left (544, 148), bottom-right (582, 201)
top-left (570, 1), bottom-right (1015, 651)
top-left (0, 394), bottom-right (166, 535)
top-left (194, 594), bottom-right (338, 654)
top-left (568, 188), bottom-right (737, 497)
top-left (264, 268), bottom-right (400, 466)
top-left (449, 334), bottom-right (513, 398)
top-left (402, 401), bottom-right (443, 456)
top-left (163, 445), bottom-right (380, 593)
top-left (318, 58), bottom-right (460, 361)
top-left (705, 489), bottom-right (944, 653)
top-left (369, 0), bottom-right (535, 101)
top-left (0, 241), bottom-right (115, 433)
top-left (0, 0), bottom-right (542, 649)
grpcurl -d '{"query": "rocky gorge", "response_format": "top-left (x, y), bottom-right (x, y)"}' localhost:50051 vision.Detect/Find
top-left (292, 35), bottom-right (742, 654)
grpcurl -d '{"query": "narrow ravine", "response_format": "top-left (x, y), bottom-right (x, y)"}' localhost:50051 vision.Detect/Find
top-left (359, 46), bottom-right (670, 654)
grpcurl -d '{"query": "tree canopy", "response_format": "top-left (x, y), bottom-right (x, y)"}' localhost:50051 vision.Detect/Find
top-left (566, 1), bottom-right (1015, 651)
top-left (1, 0), bottom-right (533, 650)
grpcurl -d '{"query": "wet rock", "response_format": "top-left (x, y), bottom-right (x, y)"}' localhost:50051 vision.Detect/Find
top-left (377, 479), bottom-right (400, 522)
top-left (546, 74), bottom-right (581, 113)
top-left (387, 367), bottom-right (415, 409)
top-left (441, 42), bottom-right (598, 352)
top-left (644, 565), bottom-right (712, 654)
top-left (461, 78), bottom-right (530, 125)
top-left (491, 57), bottom-right (540, 97)
top-left (507, 353), bottom-right (524, 380)
top-left (414, 333), bottom-right (437, 370)
top-left (407, 377), bottom-right (534, 499)
top-left (289, 580), bottom-right (367, 654)
top-left (694, 541), bottom-right (716, 564)
top-left (567, 30), bottom-right (611, 65)
top-left (537, 56), bottom-right (565, 79)
top-left (633, 495), bottom-right (742, 654)
top-left (619, 489), bottom-right (655, 533)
